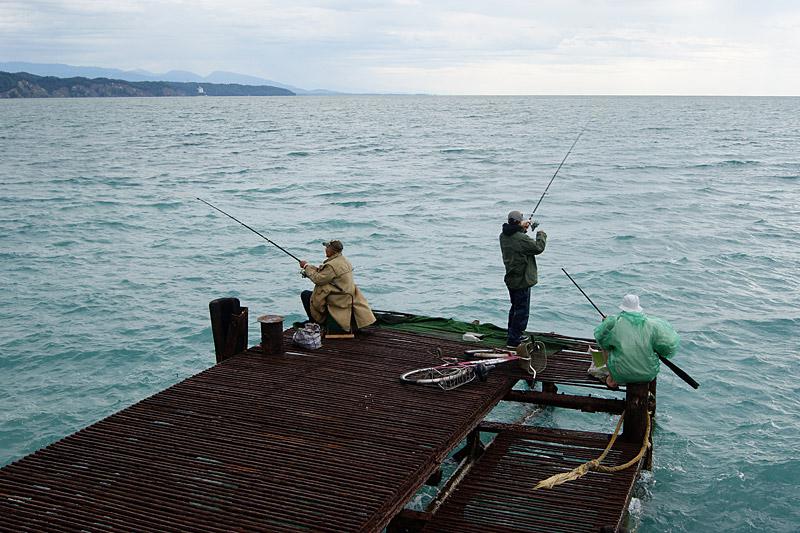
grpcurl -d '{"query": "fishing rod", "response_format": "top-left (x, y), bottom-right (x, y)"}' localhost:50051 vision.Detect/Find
top-left (197, 197), bottom-right (302, 263)
top-left (528, 120), bottom-right (592, 223)
top-left (561, 267), bottom-right (700, 389)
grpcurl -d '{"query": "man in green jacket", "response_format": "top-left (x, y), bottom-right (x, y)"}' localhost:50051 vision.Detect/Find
top-left (594, 294), bottom-right (680, 388)
top-left (500, 210), bottom-right (547, 348)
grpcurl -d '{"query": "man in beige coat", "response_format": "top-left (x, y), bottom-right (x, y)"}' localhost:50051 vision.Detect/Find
top-left (299, 240), bottom-right (376, 332)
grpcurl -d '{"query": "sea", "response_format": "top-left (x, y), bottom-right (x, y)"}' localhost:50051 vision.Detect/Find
top-left (1, 95), bottom-right (798, 532)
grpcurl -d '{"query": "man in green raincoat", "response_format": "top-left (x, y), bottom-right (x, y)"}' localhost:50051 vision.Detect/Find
top-left (594, 294), bottom-right (680, 388)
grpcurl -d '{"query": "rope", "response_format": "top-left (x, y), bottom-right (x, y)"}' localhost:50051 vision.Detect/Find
top-left (533, 410), bottom-right (651, 490)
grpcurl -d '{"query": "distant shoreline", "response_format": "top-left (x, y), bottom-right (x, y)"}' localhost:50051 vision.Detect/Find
top-left (0, 71), bottom-right (294, 98)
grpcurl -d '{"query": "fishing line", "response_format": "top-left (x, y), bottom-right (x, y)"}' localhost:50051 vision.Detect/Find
top-left (528, 120), bottom-right (592, 223)
top-left (197, 197), bottom-right (302, 263)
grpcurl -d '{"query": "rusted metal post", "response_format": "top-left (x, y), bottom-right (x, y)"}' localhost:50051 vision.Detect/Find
top-left (258, 314), bottom-right (284, 355)
top-left (386, 510), bottom-right (430, 533)
top-left (209, 297), bottom-right (248, 363)
top-left (645, 378), bottom-right (657, 469)
top-left (622, 381), bottom-right (650, 443)
top-left (649, 378), bottom-right (658, 415)
top-left (424, 468), bottom-right (443, 486)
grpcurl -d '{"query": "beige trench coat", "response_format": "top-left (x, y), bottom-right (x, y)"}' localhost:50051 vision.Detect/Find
top-left (303, 252), bottom-right (376, 332)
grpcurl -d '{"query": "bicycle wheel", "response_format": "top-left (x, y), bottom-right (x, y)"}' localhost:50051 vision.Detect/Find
top-left (400, 366), bottom-right (469, 385)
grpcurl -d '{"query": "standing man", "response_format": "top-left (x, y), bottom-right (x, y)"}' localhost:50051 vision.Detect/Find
top-left (594, 294), bottom-right (680, 389)
top-left (500, 210), bottom-right (547, 348)
top-left (299, 240), bottom-right (376, 333)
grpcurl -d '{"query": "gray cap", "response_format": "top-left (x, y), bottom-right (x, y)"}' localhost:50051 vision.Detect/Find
top-left (508, 210), bottom-right (524, 223)
top-left (323, 240), bottom-right (344, 252)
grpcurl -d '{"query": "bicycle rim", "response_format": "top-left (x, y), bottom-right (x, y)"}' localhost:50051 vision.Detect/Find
top-left (466, 349), bottom-right (515, 359)
top-left (401, 366), bottom-right (469, 385)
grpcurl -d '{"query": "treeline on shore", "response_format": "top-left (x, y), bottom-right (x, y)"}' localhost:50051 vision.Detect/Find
top-left (0, 71), bottom-right (295, 98)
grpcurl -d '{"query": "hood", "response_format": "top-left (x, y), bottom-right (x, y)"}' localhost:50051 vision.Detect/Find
top-left (502, 223), bottom-right (524, 236)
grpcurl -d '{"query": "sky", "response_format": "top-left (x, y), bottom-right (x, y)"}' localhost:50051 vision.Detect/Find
top-left (2, 0), bottom-right (799, 95)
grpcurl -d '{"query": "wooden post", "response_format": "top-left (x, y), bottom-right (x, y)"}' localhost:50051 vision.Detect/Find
top-left (622, 382), bottom-right (650, 444)
top-left (258, 314), bottom-right (284, 355)
top-left (209, 298), bottom-right (248, 363)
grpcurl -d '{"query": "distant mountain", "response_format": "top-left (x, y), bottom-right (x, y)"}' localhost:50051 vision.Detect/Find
top-left (0, 71), bottom-right (294, 98)
top-left (0, 62), bottom-right (341, 95)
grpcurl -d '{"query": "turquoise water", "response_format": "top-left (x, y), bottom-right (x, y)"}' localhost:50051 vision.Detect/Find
top-left (1, 96), bottom-right (799, 531)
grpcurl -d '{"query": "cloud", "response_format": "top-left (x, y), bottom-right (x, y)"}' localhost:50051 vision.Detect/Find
top-left (1, 0), bottom-right (799, 94)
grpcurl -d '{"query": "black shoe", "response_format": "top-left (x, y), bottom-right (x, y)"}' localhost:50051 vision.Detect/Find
top-left (506, 336), bottom-right (530, 349)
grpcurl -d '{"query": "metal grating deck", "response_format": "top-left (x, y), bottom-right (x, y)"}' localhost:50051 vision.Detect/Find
top-left (0, 328), bottom-right (521, 532)
top-left (421, 426), bottom-right (642, 533)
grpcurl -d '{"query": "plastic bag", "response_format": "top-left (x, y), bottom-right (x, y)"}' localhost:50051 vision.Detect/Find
top-left (587, 347), bottom-right (609, 380)
top-left (292, 323), bottom-right (322, 350)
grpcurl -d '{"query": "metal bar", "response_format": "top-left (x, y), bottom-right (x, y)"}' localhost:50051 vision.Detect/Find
top-left (503, 390), bottom-right (625, 413)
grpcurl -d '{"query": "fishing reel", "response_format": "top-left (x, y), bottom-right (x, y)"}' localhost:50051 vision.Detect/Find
top-left (524, 219), bottom-right (540, 232)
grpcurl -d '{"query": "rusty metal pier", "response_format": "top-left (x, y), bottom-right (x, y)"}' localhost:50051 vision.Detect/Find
top-left (0, 319), bottom-right (650, 532)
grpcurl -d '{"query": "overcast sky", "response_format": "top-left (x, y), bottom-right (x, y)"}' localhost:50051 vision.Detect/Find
top-left (2, 0), bottom-right (799, 94)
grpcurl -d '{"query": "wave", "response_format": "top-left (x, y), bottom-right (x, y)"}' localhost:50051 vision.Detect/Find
top-left (334, 201), bottom-right (368, 208)
top-left (689, 159), bottom-right (760, 169)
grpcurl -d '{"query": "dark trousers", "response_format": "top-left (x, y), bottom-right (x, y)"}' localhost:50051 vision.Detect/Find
top-left (301, 290), bottom-right (313, 321)
top-left (507, 286), bottom-right (531, 346)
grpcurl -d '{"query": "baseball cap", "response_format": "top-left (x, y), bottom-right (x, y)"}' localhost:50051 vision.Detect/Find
top-left (508, 210), bottom-right (524, 223)
top-left (322, 240), bottom-right (344, 252)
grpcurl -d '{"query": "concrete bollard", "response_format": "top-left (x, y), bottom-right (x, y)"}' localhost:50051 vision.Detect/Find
top-left (258, 314), bottom-right (284, 355)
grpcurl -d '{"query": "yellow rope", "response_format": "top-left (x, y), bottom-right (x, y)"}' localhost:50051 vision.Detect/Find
top-left (533, 410), bottom-right (651, 490)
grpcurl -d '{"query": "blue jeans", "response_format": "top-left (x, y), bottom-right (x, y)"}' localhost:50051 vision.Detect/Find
top-left (507, 286), bottom-right (531, 346)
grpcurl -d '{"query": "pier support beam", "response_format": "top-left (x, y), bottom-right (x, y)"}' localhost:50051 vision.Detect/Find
top-left (622, 382), bottom-right (650, 444)
top-left (504, 390), bottom-right (625, 414)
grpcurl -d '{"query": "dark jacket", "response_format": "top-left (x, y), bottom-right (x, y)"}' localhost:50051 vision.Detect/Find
top-left (500, 223), bottom-right (547, 289)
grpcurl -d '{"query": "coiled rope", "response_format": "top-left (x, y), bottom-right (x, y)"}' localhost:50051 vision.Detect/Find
top-left (533, 410), bottom-right (652, 490)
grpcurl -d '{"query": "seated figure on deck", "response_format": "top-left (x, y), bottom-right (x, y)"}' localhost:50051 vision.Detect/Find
top-left (299, 240), bottom-right (376, 333)
top-left (593, 294), bottom-right (680, 389)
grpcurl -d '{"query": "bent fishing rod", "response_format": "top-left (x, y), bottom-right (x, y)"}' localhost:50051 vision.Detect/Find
top-left (528, 120), bottom-right (592, 224)
top-left (561, 267), bottom-right (700, 390)
top-left (197, 197), bottom-right (302, 263)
